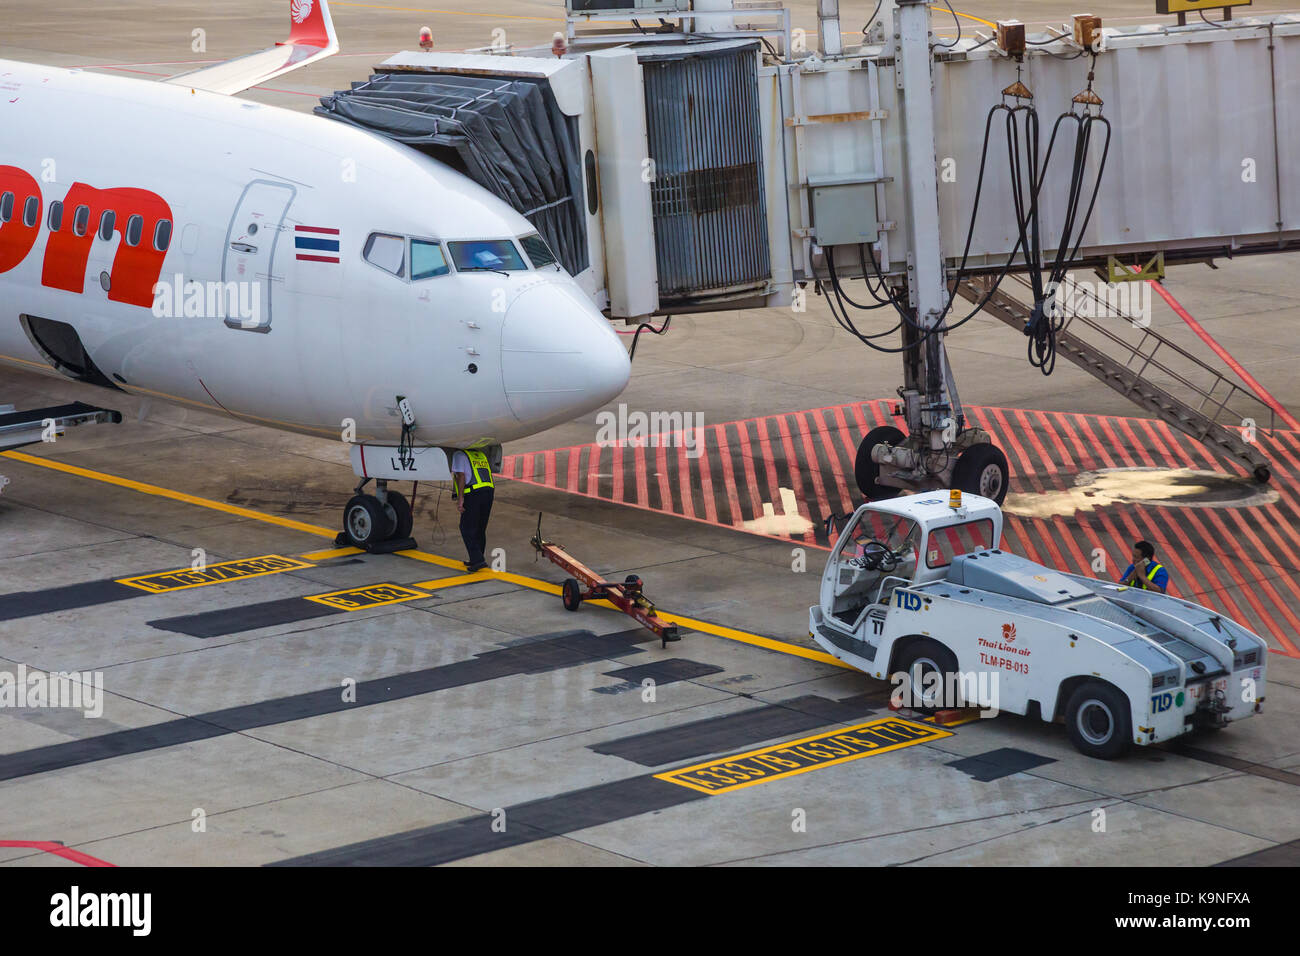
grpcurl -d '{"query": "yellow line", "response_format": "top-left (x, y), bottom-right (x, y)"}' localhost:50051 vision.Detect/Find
top-left (412, 570), bottom-right (496, 589)
top-left (0, 352), bottom-right (54, 372)
top-left (5, 450), bottom-right (846, 668)
top-left (332, 1), bottom-right (561, 21)
top-left (0, 451), bottom-right (337, 539)
top-left (300, 546), bottom-right (363, 560)
top-left (937, 4), bottom-right (997, 28)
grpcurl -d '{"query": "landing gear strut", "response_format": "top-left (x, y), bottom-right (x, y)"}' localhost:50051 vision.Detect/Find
top-left (336, 478), bottom-right (418, 552)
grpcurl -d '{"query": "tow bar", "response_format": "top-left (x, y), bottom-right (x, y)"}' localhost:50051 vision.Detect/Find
top-left (530, 513), bottom-right (681, 648)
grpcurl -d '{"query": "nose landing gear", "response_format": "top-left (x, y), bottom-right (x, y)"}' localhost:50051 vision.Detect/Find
top-left (336, 478), bottom-right (418, 553)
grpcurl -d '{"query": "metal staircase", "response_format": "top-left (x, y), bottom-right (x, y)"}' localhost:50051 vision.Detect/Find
top-left (955, 275), bottom-right (1274, 482)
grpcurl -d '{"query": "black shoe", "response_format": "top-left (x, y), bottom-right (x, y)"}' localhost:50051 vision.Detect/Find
top-left (465, 561), bottom-right (488, 572)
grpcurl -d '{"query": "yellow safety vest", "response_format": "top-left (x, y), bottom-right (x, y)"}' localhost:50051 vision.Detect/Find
top-left (461, 449), bottom-right (494, 494)
top-left (1137, 562), bottom-right (1164, 589)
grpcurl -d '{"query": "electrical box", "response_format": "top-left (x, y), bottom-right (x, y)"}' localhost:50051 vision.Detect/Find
top-left (1073, 14), bottom-right (1102, 48)
top-left (811, 182), bottom-right (879, 247)
top-left (997, 20), bottom-right (1026, 55)
top-left (1156, 0), bottom-right (1250, 13)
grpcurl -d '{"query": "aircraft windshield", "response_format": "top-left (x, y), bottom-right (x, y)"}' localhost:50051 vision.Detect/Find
top-left (449, 239), bottom-right (528, 273)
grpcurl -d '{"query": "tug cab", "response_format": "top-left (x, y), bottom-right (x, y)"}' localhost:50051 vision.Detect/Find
top-left (819, 492), bottom-right (1003, 638)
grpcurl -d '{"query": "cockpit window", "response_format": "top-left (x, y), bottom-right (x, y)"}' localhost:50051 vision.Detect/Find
top-left (410, 239), bottom-right (450, 280)
top-left (520, 234), bottom-right (557, 269)
top-left (363, 233), bottom-right (406, 278)
top-left (448, 239), bottom-right (527, 273)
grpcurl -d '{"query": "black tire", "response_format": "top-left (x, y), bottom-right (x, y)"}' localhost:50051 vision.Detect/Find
top-left (952, 442), bottom-right (1010, 504)
top-left (382, 491), bottom-right (413, 540)
top-left (1064, 682), bottom-right (1132, 760)
top-left (1254, 465), bottom-right (1271, 484)
top-left (624, 574), bottom-right (643, 590)
top-left (855, 425), bottom-right (905, 500)
top-left (561, 578), bottom-right (583, 612)
top-left (343, 494), bottom-right (389, 549)
top-left (894, 638), bottom-right (959, 713)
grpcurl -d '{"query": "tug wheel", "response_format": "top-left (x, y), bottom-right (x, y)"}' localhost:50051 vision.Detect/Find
top-left (1065, 681), bottom-right (1132, 760)
top-left (561, 578), bottom-right (583, 612)
top-left (894, 638), bottom-right (959, 714)
top-left (854, 425), bottom-right (905, 500)
top-left (624, 574), bottom-right (643, 590)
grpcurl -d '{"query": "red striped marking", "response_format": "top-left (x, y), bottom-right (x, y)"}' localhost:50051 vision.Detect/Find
top-left (501, 400), bottom-right (1300, 657)
top-left (295, 225), bottom-right (341, 235)
top-left (1148, 279), bottom-right (1300, 430)
top-left (0, 840), bottom-right (114, 866)
top-left (295, 254), bottom-right (340, 263)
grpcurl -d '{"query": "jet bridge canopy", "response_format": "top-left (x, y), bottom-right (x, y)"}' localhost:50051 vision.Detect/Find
top-left (316, 70), bottom-right (589, 276)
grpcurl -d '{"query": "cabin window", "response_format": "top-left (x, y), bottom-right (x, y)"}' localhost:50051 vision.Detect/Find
top-left (154, 219), bottom-right (172, 251)
top-left (125, 215), bottom-right (144, 247)
top-left (410, 239), bottom-right (449, 280)
top-left (23, 196), bottom-right (39, 228)
top-left (0, 192), bottom-right (14, 223)
top-left (363, 232), bottom-right (406, 278)
top-left (47, 201), bottom-right (63, 232)
top-left (98, 211), bottom-right (116, 241)
top-left (448, 239), bottom-right (527, 273)
top-left (925, 519), bottom-right (997, 569)
top-left (73, 205), bottom-right (90, 237)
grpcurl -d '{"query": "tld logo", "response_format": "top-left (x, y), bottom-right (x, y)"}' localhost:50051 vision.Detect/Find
top-left (896, 590), bottom-right (923, 612)
top-left (1151, 691), bottom-right (1173, 713)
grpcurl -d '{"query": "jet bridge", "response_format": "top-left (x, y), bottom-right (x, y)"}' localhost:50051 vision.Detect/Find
top-left (317, 4), bottom-right (1300, 496)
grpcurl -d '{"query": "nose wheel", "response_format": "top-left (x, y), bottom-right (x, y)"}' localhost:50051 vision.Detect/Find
top-left (336, 479), bottom-right (418, 553)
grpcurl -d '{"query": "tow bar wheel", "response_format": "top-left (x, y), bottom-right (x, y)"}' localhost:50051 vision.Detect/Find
top-left (561, 578), bottom-right (583, 612)
top-left (1065, 681), bottom-right (1132, 760)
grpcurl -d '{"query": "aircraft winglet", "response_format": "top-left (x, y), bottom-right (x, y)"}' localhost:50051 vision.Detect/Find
top-left (162, 0), bottom-right (338, 96)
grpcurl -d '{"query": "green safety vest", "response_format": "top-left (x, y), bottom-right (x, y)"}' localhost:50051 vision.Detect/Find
top-left (460, 449), bottom-right (494, 495)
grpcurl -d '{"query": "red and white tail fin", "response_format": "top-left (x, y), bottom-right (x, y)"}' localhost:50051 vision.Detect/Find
top-left (163, 0), bottom-right (338, 96)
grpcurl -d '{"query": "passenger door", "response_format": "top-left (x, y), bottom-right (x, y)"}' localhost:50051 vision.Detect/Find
top-left (221, 180), bottom-right (296, 332)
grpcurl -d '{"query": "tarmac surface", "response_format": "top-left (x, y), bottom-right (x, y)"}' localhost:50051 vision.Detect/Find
top-left (2, 0), bottom-right (1299, 867)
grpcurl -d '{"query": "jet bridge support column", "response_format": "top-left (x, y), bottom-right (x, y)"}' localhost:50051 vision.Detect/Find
top-left (863, 0), bottom-right (1008, 503)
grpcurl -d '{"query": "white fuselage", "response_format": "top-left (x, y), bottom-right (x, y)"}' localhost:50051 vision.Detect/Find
top-left (0, 59), bottom-right (629, 447)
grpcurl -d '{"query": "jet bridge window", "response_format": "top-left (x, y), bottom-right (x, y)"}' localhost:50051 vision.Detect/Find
top-left (449, 240), bottom-right (527, 273)
top-left (363, 232), bottom-right (406, 278)
top-left (410, 239), bottom-right (450, 280)
top-left (520, 234), bottom-right (557, 270)
top-left (926, 519), bottom-right (996, 569)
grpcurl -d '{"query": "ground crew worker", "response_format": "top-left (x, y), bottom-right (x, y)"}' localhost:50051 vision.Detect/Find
top-left (1119, 540), bottom-right (1168, 593)
top-left (451, 448), bottom-right (494, 571)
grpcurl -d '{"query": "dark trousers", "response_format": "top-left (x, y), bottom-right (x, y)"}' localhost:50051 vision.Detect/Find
top-left (459, 486), bottom-right (493, 566)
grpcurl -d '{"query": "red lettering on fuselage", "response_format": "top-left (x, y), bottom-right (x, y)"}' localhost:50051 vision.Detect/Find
top-left (0, 165), bottom-right (42, 273)
top-left (40, 181), bottom-right (172, 308)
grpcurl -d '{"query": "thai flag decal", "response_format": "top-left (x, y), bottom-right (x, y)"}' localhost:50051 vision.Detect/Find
top-left (295, 225), bottom-right (340, 263)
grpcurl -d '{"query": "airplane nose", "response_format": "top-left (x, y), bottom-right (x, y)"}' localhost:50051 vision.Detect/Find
top-left (500, 280), bottom-right (631, 424)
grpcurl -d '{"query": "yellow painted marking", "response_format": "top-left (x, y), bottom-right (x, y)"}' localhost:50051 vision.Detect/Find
top-left (4, 451), bottom-right (847, 668)
top-left (923, 712), bottom-right (984, 727)
top-left (657, 717), bottom-right (952, 795)
top-left (411, 570), bottom-right (497, 589)
top-left (304, 583), bottom-right (430, 610)
top-left (117, 554), bottom-right (314, 593)
top-left (0, 351), bottom-right (54, 372)
top-left (300, 546), bottom-right (363, 561)
top-left (0, 451), bottom-right (337, 538)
